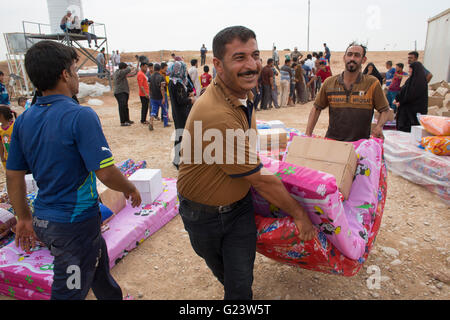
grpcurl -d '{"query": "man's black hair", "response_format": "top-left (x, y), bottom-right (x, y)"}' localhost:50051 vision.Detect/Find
top-left (148, 62), bottom-right (154, 67)
top-left (212, 26), bottom-right (256, 61)
top-left (154, 64), bottom-right (161, 72)
top-left (119, 62), bottom-right (128, 69)
top-left (408, 51), bottom-right (419, 59)
top-left (18, 96), bottom-right (28, 105)
top-left (161, 62), bottom-right (168, 69)
top-left (307, 54), bottom-right (312, 59)
top-left (396, 63), bottom-right (404, 69)
top-left (203, 65), bottom-right (210, 73)
top-left (24, 40), bottom-right (79, 92)
top-left (191, 59), bottom-right (198, 66)
top-left (267, 58), bottom-right (274, 64)
top-left (345, 42), bottom-right (367, 57)
top-left (312, 52), bottom-right (318, 57)
top-left (386, 60), bottom-right (393, 66)
top-left (0, 71), bottom-right (4, 76)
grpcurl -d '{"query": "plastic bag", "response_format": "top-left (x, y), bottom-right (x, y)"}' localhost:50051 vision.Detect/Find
top-left (421, 136), bottom-right (450, 156)
top-left (418, 114), bottom-right (450, 136)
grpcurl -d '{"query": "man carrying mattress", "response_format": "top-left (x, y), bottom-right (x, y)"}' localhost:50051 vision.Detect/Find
top-left (6, 41), bottom-right (141, 300)
top-left (305, 42), bottom-right (390, 141)
top-left (177, 26), bottom-right (316, 300)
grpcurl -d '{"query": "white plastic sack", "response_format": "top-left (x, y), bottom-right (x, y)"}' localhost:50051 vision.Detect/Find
top-left (78, 82), bottom-right (111, 99)
top-left (384, 130), bottom-right (450, 204)
top-left (87, 99), bottom-right (104, 106)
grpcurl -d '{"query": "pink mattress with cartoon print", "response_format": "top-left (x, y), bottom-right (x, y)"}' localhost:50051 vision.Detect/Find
top-left (253, 138), bottom-right (387, 276)
top-left (0, 178), bottom-right (179, 300)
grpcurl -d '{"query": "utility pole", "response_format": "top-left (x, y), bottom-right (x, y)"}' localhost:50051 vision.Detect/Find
top-left (307, 0), bottom-right (310, 52)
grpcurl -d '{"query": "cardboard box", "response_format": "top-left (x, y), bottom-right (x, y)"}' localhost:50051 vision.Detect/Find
top-left (266, 120), bottom-right (286, 130)
top-left (99, 188), bottom-right (126, 214)
top-left (128, 169), bottom-right (163, 204)
top-left (285, 137), bottom-right (357, 200)
top-left (258, 128), bottom-right (288, 152)
top-left (434, 87), bottom-right (449, 97)
top-left (428, 106), bottom-right (440, 116)
top-left (429, 81), bottom-right (450, 91)
top-left (410, 126), bottom-right (434, 144)
top-left (444, 98), bottom-right (450, 110)
top-left (428, 96), bottom-right (444, 108)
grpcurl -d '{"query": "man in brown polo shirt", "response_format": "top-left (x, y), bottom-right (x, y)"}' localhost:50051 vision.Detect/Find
top-left (260, 58), bottom-right (275, 110)
top-left (177, 26), bottom-right (315, 300)
top-left (306, 42), bottom-right (390, 141)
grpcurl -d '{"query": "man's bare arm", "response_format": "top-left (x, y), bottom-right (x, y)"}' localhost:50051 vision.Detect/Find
top-left (95, 165), bottom-right (141, 208)
top-left (305, 106), bottom-right (322, 136)
top-left (244, 168), bottom-right (316, 240)
top-left (6, 169), bottom-right (37, 251)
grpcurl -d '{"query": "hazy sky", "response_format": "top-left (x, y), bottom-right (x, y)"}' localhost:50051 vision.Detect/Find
top-left (1, 0), bottom-right (449, 60)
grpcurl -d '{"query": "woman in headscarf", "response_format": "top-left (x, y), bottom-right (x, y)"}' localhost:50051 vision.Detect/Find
top-left (363, 63), bottom-right (383, 86)
top-left (394, 61), bottom-right (428, 132)
top-left (167, 59), bottom-right (196, 168)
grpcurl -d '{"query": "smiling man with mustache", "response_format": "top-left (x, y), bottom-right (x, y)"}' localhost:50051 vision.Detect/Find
top-left (177, 26), bottom-right (316, 300)
top-left (306, 42), bottom-right (391, 141)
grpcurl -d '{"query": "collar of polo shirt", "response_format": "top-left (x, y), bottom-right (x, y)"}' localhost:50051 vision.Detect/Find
top-left (213, 76), bottom-right (254, 108)
top-left (338, 71), bottom-right (363, 86)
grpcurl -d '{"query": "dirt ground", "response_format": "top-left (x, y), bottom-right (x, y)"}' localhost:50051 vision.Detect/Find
top-left (0, 50), bottom-right (449, 300)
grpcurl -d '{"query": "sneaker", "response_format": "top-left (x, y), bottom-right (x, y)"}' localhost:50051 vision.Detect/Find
top-left (126, 121), bottom-right (135, 125)
top-left (121, 123), bottom-right (131, 127)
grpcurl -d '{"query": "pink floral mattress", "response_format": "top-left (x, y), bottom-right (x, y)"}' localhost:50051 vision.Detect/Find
top-left (253, 138), bottom-right (387, 276)
top-left (0, 178), bottom-right (179, 300)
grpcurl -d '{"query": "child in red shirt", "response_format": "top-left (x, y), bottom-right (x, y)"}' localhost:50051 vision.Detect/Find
top-left (200, 65), bottom-right (212, 95)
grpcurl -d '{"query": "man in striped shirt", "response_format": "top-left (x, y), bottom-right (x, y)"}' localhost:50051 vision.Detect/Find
top-left (306, 42), bottom-right (390, 141)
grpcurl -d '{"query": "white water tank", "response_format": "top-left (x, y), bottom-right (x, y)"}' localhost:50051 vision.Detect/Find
top-left (47, 0), bottom-right (84, 34)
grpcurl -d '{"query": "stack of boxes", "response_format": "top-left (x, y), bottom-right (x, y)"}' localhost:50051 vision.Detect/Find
top-left (428, 81), bottom-right (450, 117)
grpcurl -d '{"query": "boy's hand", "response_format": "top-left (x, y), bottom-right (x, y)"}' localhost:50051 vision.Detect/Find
top-left (15, 217), bottom-right (37, 252)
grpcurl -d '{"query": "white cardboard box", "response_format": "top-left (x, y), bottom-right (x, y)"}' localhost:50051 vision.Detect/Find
top-left (128, 169), bottom-right (163, 204)
top-left (266, 120), bottom-right (286, 130)
top-left (25, 174), bottom-right (38, 193)
top-left (410, 126), bottom-right (434, 144)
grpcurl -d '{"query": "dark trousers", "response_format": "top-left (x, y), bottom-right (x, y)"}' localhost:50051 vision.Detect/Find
top-left (114, 92), bottom-right (130, 124)
top-left (33, 214), bottom-right (122, 300)
top-left (201, 55), bottom-right (206, 66)
top-left (252, 86), bottom-right (262, 110)
top-left (290, 82), bottom-right (296, 102)
top-left (178, 192), bottom-right (257, 300)
top-left (261, 84), bottom-right (272, 110)
top-left (140, 96), bottom-right (150, 123)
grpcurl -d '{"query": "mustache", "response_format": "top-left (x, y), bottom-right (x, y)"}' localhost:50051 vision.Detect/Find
top-left (347, 61), bottom-right (357, 65)
top-left (237, 70), bottom-right (259, 77)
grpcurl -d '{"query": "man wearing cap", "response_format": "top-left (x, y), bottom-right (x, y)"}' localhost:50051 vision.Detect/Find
top-left (177, 26), bottom-right (315, 300)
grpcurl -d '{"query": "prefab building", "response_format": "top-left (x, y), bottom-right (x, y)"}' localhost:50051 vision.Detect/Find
top-left (424, 8), bottom-right (450, 82)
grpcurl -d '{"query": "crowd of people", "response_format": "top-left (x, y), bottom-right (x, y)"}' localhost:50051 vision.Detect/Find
top-left (253, 45), bottom-right (332, 110)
